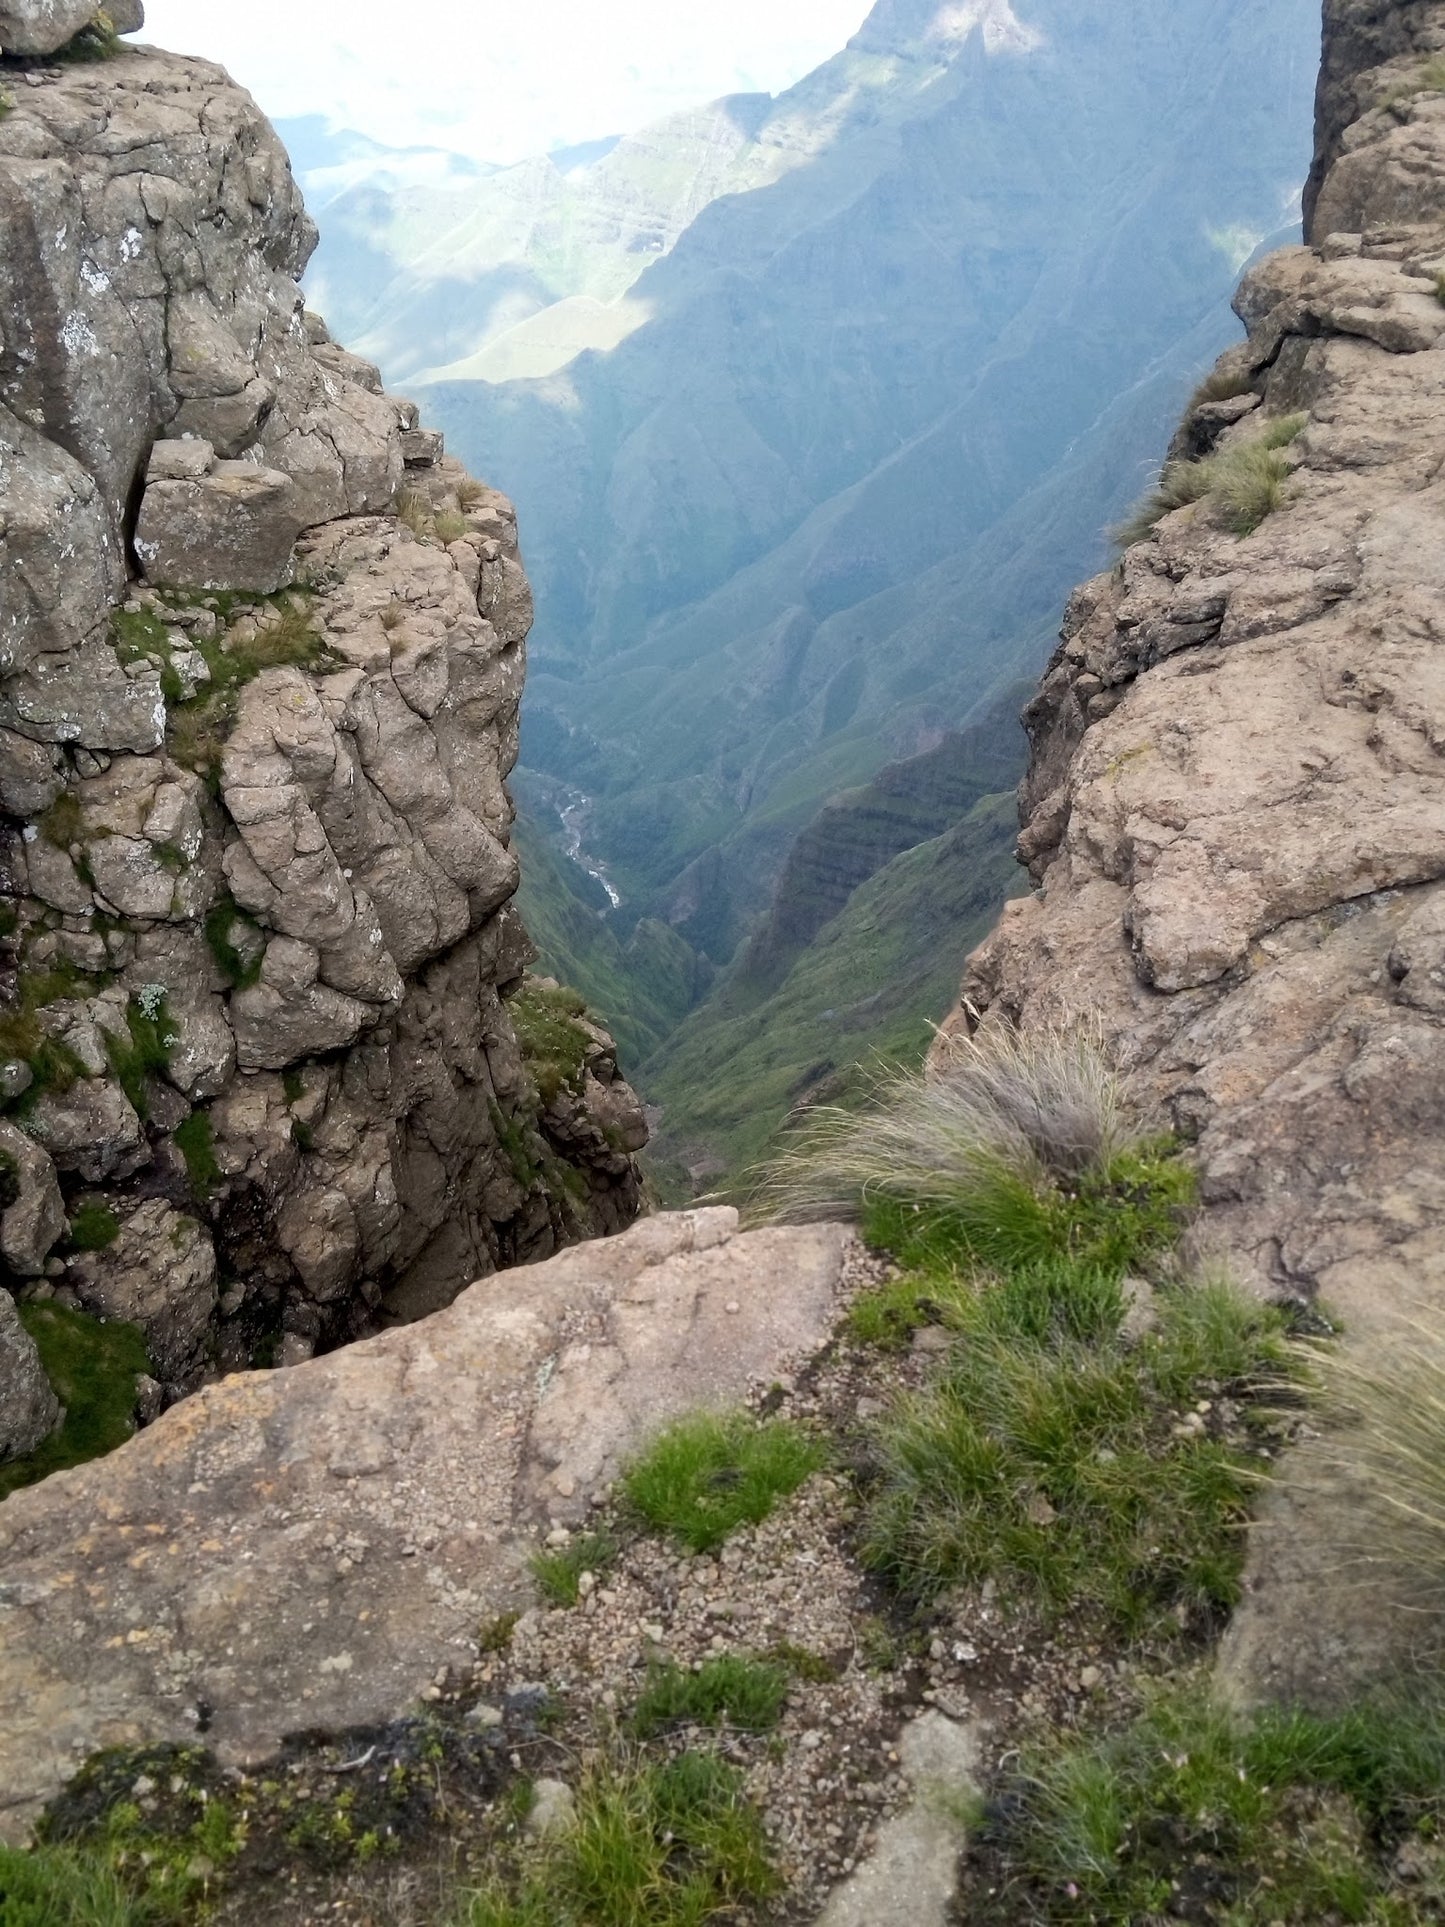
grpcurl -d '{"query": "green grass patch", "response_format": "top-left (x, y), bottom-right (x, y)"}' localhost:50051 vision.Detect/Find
top-left (622, 1412), bottom-right (825, 1554)
top-left (103, 993), bottom-right (176, 1120)
top-left (0, 1840), bottom-right (180, 1926)
top-left (632, 1655), bottom-right (789, 1737)
top-left (0, 1303), bottom-right (149, 1501)
top-left (860, 1266), bottom-right (1295, 1637)
top-left (460, 1749), bottom-right (777, 1927)
top-left (203, 898), bottom-right (263, 990)
top-left (529, 1530), bottom-right (619, 1608)
top-left (67, 1200), bottom-right (121, 1251)
top-left (0, 965), bottom-right (95, 1115)
top-left (1434, 269), bottom-right (1445, 309)
top-left (508, 981), bottom-right (593, 1106)
top-left (965, 1683), bottom-right (1445, 1924)
top-left (1115, 414), bottom-right (1306, 547)
top-left (173, 1111), bottom-right (219, 1199)
top-left (860, 1138), bottom-right (1196, 1280)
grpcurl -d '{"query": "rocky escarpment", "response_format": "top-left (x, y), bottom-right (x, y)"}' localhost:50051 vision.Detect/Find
top-left (947, 0), bottom-right (1445, 1699)
top-left (0, 12), bottom-right (646, 1416)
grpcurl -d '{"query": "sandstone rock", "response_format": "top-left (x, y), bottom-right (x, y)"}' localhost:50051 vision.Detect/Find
top-left (0, 1211), bottom-right (849, 1837)
top-left (27, 1078), bottom-right (147, 1185)
top-left (0, 1121), bottom-right (65, 1278)
top-left (135, 462), bottom-right (302, 596)
top-left (0, 1287), bottom-right (60, 1464)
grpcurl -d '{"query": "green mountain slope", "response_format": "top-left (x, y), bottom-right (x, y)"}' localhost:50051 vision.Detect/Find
top-left (643, 790), bottom-right (1026, 1192)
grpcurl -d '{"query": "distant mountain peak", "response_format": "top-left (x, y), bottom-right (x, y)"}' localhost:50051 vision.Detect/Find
top-left (850, 0), bottom-right (1044, 58)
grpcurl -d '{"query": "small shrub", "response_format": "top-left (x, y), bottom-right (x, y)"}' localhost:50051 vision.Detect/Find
top-left (173, 1111), bottom-right (219, 1199)
top-left (530, 1530), bottom-right (619, 1608)
top-left (633, 1655), bottom-right (788, 1736)
top-left (860, 1268), bottom-right (1294, 1636)
top-left (622, 1412), bottom-right (825, 1554)
top-left (68, 1200), bottom-right (121, 1251)
top-left (964, 1683), bottom-right (1445, 1925)
top-left (1, 1303), bottom-right (150, 1501)
top-left (460, 1749), bottom-right (777, 1927)
top-left (0, 91), bottom-right (14, 124)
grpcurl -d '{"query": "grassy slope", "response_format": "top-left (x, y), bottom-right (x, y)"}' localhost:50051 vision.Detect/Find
top-left (643, 792), bottom-right (1024, 1190)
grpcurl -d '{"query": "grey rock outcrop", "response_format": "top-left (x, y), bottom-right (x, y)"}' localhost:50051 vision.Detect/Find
top-left (0, 0), bottom-right (142, 57)
top-left (0, 1286), bottom-right (59, 1462)
top-left (0, 1210), bottom-right (851, 1838)
top-left (0, 45), bottom-right (646, 1401)
top-left (944, 0), bottom-right (1445, 1706)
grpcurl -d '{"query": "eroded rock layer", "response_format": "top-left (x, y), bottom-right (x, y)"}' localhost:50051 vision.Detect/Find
top-left (0, 35), bottom-right (645, 1405)
top-left (946, 0), bottom-right (1445, 1700)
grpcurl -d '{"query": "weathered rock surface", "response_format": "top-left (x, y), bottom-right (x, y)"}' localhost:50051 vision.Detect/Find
top-left (0, 1210), bottom-right (851, 1839)
top-left (945, 0), bottom-right (1445, 1706)
top-left (0, 0), bottom-right (142, 57)
top-left (0, 43), bottom-right (646, 1403)
top-left (0, 1285), bottom-right (58, 1462)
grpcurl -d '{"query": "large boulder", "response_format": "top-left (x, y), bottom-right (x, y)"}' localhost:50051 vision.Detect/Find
top-left (134, 457), bottom-right (303, 596)
top-left (0, 1210), bottom-right (850, 1838)
top-left (0, 0), bottom-right (142, 56)
top-left (0, 1287), bottom-right (60, 1464)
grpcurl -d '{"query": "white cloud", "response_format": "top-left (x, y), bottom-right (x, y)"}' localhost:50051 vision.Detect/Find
top-left (139, 0), bottom-right (871, 163)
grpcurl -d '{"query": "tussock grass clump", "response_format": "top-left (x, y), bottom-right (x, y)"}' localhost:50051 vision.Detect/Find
top-left (0, 1302), bottom-right (150, 1501)
top-left (965, 1682), bottom-right (1445, 1924)
top-left (1309, 1317), bottom-right (1445, 1600)
top-left (1186, 363), bottom-right (1258, 411)
top-left (860, 1268), bottom-right (1293, 1634)
top-left (460, 1749), bottom-right (777, 1927)
top-left (1434, 268), bottom-right (1445, 309)
top-left (633, 1655), bottom-right (789, 1737)
top-left (623, 1413), bottom-right (825, 1554)
top-left (768, 1025), bottom-right (1194, 1279)
top-left (530, 1530), bottom-right (619, 1608)
top-left (434, 509), bottom-right (471, 545)
top-left (1114, 412), bottom-right (1307, 549)
top-left (456, 476), bottom-right (488, 511)
top-left (103, 993), bottom-right (176, 1121)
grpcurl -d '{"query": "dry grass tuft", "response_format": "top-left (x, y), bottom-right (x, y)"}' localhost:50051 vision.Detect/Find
top-left (762, 1023), bottom-right (1134, 1228)
top-left (1114, 413), bottom-right (1306, 549)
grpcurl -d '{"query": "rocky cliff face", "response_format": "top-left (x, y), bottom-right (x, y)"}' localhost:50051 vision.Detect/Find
top-left (0, 9), bottom-right (646, 1416)
top-left (947, 0), bottom-right (1445, 1698)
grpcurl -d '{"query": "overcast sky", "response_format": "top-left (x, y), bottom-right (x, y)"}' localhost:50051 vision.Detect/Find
top-left (141, 0), bottom-right (872, 164)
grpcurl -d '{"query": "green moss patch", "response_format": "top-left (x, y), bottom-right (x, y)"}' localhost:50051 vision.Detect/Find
top-left (66, 1200), bottom-right (121, 1251)
top-left (173, 1111), bottom-right (219, 1200)
top-left (0, 1303), bottom-right (150, 1502)
top-left (103, 993), bottom-right (176, 1121)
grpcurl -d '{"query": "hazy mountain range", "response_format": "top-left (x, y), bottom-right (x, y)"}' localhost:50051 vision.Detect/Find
top-left (285, 0), bottom-right (1320, 1185)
